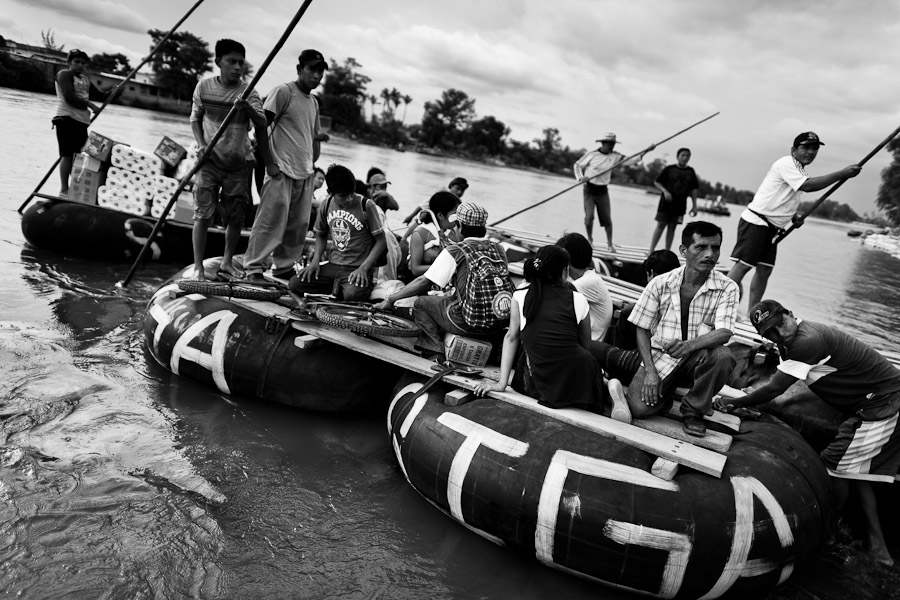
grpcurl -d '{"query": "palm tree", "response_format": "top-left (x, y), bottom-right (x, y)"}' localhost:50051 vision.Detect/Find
top-left (379, 88), bottom-right (393, 120)
top-left (400, 94), bottom-right (412, 123)
top-left (389, 88), bottom-right (402, 121)
top-left (368, 94), bottom-right (378, 123)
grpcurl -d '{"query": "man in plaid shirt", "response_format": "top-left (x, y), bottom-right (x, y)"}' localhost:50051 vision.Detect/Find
top-left (623, 221), bottom-right (739, 437)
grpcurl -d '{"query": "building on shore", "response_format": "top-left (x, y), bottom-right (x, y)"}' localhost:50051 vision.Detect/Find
top-left (0, 38), bottom-right (189, 115)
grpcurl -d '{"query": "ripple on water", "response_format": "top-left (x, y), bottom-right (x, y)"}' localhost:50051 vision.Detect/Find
top-left (0, 324), bottom-right (227, 598)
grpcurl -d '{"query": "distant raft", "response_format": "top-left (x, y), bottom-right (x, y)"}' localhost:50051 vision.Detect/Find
top-left (387, 374), bottom-right (835, 599)
top-left (144, 278), bottom-right (404, 412)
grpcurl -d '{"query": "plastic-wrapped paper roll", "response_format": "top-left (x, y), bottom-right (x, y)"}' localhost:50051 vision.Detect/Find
top-left (98, 185), bottom-right (149, 215)
top-left (150, 204), bottom-right (173, 220)
top-left (150, 175), bottom-right (179, 193)
top-left (174, 158), bottom-right (198, 183)
top-left (111, 144), bottom-right (163, 175)
top-left (107, 167), bottom-right (154, 191)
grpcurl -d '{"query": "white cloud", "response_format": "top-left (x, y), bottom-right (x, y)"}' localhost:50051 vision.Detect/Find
top-left (16, 0), bottom-right (149, 33)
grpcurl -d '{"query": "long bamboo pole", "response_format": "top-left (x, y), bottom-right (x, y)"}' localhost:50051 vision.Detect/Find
top-left (489, 112), bottom-right (720, 228)
top-left (772, 124), bottom-right (900, 245)
top-left (17, 0), bottom-right (207, 214)
top-left (117, 0), bottom-right (316, 288)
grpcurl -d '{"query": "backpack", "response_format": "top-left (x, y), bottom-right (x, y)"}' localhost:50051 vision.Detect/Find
top-left (451, 239), bottom-right (515, 332)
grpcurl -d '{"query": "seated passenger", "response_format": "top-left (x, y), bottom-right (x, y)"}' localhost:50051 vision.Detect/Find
top-left (555, 232), bottom-right (613, 341)
top-left (290, 164), bottom-right (386, 302)
top-left (619, 221), bottom-right (739, 436)
top-left (375, 202), bottom-right (513, 360)
top-left (473, 245), bottom-right (605, 411)
top-left (407, 191), bottom-right (461, 277)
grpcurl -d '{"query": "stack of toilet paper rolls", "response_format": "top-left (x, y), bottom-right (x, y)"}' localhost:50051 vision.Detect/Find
top-left (98, 144), bottom-right (179, 218)
top-left (110, 143), bottom-right (163, 175)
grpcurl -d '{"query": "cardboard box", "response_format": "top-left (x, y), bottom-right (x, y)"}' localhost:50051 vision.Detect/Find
top-left (154, 136), bottom-right (187, 168)
top-left (82, 131), bottom-right (117, 162)
top-left (68, 152), bottom-right (107, 205)
top-left (172, 191), bottom-right (194, 223)
top-left (444, 334), bottom-right (492, 367)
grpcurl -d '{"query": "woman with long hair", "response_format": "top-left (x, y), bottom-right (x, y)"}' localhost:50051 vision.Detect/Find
top-left (474, 245), bottom-right (605, 410)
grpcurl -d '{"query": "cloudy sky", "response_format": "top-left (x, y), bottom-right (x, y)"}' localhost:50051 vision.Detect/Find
top-left (4, 0), bottom-right (899, 213)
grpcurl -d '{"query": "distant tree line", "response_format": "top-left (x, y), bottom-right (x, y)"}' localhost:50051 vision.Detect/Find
top-left (2, 29), bottom-right (882, 224)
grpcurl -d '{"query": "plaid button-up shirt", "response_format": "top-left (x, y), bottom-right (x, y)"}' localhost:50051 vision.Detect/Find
top-left (627, 266), bottom-right (739, 379)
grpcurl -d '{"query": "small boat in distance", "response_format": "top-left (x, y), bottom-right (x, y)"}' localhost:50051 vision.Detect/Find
top-left (696, 195), bottom-right (731, 217)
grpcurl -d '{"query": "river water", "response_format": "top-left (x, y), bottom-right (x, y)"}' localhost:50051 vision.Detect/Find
top-left (1, 88), bottom-right (897, 599)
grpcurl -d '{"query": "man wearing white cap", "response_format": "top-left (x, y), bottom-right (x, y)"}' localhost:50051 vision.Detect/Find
top-left (574, 133), bottom-right (645, 250)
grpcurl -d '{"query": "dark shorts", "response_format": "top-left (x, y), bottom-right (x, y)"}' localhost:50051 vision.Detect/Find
top-left (655, 211), bottom-right (684, 225)
top-left (583, 183), bottom-right (611, 227)
top-left (53, 116), bottom-right (89, 157)
top-left (730, 219), bottom-right (777, 268)
top-left (193, 160), bottom-right (251, 226)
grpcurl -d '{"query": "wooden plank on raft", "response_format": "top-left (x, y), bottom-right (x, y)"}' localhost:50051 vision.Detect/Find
top-left (292, 321), bottom-right (727, 477)
top-left (634, 415), bottom-right (732, 453)
top-left (230, 295), bottom-right (728, 475)
top-left (651, 458), bottom-right (679, 481)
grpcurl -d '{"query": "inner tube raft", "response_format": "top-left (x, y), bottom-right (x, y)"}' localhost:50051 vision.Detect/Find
top-left (21, 200), bottom-right (243, 263)
top-left (144, 280), bottom-right (404, 412)
top-left (387, 374), bottom-right (834, 599)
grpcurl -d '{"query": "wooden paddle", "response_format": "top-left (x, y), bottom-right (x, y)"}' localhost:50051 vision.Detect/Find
top-left (489, 112), bottom-right (720, 227)
top-left (772, 123), bottom-right (900, 245)
top-left (17, 0), bottom-right (208, 215)
top-left (117, 0), bottom-right (316, 288)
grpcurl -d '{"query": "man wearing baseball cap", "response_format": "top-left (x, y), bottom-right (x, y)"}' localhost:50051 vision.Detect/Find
top-left (376, 202), bottom-right (515, 361)
top-left (52, 49), bottom-right (102, 197)
top-left (726, 132), bottom-right (861, 313)
top-left (573, 132), bottom-right (652, 250)
top-left (244, 49), bottom-right (330, 283)
top-left (717, 299), bottom-right (900, 566)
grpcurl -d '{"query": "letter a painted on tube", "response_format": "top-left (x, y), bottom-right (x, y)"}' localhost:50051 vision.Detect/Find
top-left (170, 310), bottom-right (237, 395)
top-left (699, 476), bottom-right (794, 599)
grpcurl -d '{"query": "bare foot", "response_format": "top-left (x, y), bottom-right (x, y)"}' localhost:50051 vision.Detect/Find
top-left (184, 267), bottom-right (207, 281)
top-left (608, 244), bottom-right (616, 253)
top-left (219, 264), bottom-right (242, 279)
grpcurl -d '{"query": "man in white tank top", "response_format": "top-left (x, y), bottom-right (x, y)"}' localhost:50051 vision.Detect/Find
top-left (52, 49), bottom-right (101, 197)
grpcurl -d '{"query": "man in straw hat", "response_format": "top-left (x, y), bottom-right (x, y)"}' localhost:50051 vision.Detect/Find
top-left (573, 132), bottom-right (645, 251)
top-left (716, 299), bottom-right (899, 566)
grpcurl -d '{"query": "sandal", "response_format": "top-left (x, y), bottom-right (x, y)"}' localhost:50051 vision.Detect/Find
top-left (683, 414), bottom-right (707, 437)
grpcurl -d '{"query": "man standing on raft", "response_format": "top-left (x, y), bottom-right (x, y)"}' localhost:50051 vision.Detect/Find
top-left (726, 132), bottom-right (861, 312)
top-left (574, 132), bottom-right (648, 251)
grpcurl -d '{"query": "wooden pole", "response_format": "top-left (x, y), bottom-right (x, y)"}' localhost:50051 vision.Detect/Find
top-left (17, 0), bottom-right (207, 214)
top-left (489, 112), bottom-right (720, 228)
top-left (772, 123), bottom-right (900, 245)
top-left (117, 0), bottom-right (316, 288)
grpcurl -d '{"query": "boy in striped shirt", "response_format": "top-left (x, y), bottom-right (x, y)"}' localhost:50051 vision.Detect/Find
top-left (188, 39), bottom-right (272, 280)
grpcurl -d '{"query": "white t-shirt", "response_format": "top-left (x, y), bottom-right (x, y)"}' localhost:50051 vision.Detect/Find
top-left (571, 270), bottom-right (613, 340)
top-left (512, 288), bottom-right (589, 331)
top-left (740, 155), bottom-right (809, 229)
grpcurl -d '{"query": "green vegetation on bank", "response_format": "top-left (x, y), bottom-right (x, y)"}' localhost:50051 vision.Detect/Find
top-left (3, 29), bottom-right (895, 225)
